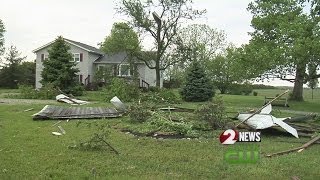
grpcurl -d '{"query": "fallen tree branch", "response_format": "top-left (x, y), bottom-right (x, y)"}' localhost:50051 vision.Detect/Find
top-left (266, 135), bottom-right (320, 157)
top-left (97, 136), bottom-right (120, 155)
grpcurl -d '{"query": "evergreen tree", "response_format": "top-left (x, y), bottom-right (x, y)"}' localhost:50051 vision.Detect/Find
top-left (41, 36), bottom-right (80, 94)
top-left (180, 61), bottom-right (214, 102)
top-left (0, 46), bottom-right (26, 88)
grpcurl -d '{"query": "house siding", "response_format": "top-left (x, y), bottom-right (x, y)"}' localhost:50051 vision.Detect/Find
top-left (143, 65), bottom-right (163, 88)
top-left (35, 43), bottom-right (91, 89)
top-left (34, 39), bottom-right (163, 89)
top-left (88, 53), bottom-right (101, 82)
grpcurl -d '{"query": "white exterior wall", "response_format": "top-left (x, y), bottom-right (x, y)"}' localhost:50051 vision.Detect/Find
top-left (35, 44), bottom-right (91, 89)
top-left (143, 62), bottom-right (163, 88)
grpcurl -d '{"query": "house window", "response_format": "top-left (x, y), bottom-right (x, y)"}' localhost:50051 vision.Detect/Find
top-left (118, 64), bottom-right (131, 76)
top-left (72, 53), bottom-right (80, 62)
top-left (41, 54), bottom-right (48, 62)
top-left (76, 74), bottom-right (83, 84)
top-left (97, 65), bottom-right (105, 70)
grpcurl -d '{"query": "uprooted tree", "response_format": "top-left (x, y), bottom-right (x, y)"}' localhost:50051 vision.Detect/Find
top-left (246, 0), bottom-right (320, 101)
top-left (41, 36), bottom-right (82, 95)
top-left (117, 0), bottom-right (206, 87)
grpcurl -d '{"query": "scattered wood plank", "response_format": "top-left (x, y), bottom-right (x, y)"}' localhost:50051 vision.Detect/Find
top-left (52, 121), bottom-right (62, 126)
top-left (24, 108), bottom-right (34, 112)
top-left (58, 125), bottom-right (66, 134)
top-left (266, 135), bottom-right (320, 157)
top-left (33, 105), bottom-right (122, 120)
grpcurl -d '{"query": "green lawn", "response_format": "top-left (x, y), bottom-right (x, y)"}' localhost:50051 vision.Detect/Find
top-left (1, 88), bottom-right (320, 179)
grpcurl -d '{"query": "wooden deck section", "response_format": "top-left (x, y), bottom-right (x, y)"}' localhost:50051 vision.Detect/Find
top-left (33, 105), bottom-right (122, 120)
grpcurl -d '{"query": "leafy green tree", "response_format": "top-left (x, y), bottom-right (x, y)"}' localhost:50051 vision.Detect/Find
top-left (93, 65), bottom-right (114, 85)
top-left (206, 55), bottom-right (232, 94)
top-left (117, 0), bottom-right (206, 87)
top-left (0, 19), bottom-right (5, 57)
top-left (246, 0), bottom-right (320, 101)
top-left (206, 46), bottom-right (254, 94)
top-left (0, 46), bottom-right (26, 88)
top-left (166, 24), bottom-right (227, 88)
top-left (175, 24), bottom-right (227, 63)
top-left (100, 22), bottom-right (141, 85)
top-left (100, 22), bottom-right (141, 54)
top-left (19, 61), bottom-right (36, 86)
top-left (180, 61), bottom-right (214, 102)
top-left (41, 36), bottom-right (80, 94)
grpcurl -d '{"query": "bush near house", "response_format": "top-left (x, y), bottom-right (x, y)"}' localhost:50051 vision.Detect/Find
top-left (103, 78), bottom-right (140, 102)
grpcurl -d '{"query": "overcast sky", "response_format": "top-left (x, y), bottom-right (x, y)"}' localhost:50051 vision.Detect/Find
top-left (0, 0), bottom-right (294, 86)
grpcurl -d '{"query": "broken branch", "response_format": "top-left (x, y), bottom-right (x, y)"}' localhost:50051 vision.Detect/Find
top-left (266, 135), bottom-right (320, 157)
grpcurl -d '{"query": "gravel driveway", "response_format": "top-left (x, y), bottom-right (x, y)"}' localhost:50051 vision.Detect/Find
top-left (0, 98), bottom-right (57, 104)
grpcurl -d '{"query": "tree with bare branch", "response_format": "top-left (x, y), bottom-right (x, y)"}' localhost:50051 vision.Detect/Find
top-left (117, 0), bottom-right (206, 87)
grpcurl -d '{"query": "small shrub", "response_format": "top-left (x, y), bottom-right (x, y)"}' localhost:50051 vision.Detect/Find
top-left (129, 103), bottom-right (152, 123)
top-left (253, 91), bottom-right (258, 96)
top-left (148, 86), bottom-right (161, 92)
top-left (69, 84), bottom-right (85, 96)
top-left (196, 96), bottom-right (227, 129)
top-left (158, 89), bottom-right (179, 103)
top-left (104, 78), bottom-right (140, 102)
top-left (228, 83), bottom-right (253, 95)
top-left (18, 84), bottom-right (38, 99)
top-left (38, 83), bottom-right (59, 99)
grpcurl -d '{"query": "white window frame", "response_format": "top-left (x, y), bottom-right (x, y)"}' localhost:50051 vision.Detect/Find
top-left (44, 54), bottom-right (49, 60)
top-left (72, 53), bottom-right (80, 62)
top-left (118, 64), bottom-right (131, 77)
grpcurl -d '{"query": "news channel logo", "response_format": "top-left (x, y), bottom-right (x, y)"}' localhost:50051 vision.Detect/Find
top-left (219, 129), bottom-right (261, 164)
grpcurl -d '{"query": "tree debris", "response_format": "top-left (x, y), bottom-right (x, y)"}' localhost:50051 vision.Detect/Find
top-left (266, 135), bottom-right (320, 157)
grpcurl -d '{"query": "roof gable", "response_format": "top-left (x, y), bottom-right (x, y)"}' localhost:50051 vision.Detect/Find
top-left (33, 38), bottom-right (104, 55)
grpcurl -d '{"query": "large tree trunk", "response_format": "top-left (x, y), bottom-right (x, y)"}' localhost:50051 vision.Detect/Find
top-left (291, 64), bottom-right (306, 101)
top-left (155, 61), bottom-right (161, 87)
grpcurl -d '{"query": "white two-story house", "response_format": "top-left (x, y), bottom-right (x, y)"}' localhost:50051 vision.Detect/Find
top-left (33, 38), bottom-right (163, 89)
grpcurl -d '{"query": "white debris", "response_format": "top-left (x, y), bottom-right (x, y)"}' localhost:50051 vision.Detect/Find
top-left (56, 94), bottom-right (89, 105)
top-left (237, 104), bottom-right (299, 138)
top-left (110, 96), bottom-right (127, 111)
top-left (52, 132), bottom-right (62, 136)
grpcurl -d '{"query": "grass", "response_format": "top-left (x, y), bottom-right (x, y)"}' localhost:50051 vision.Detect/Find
top-left (1, 88), bottom-right (320, 179)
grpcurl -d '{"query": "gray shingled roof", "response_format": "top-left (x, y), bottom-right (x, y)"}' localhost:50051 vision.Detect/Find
top-left (95, 52), bottom-right (131, 63)
top-left (33, 38), bottom-right (104, 55)
top-left (64, 38), bottom-right (104, 55)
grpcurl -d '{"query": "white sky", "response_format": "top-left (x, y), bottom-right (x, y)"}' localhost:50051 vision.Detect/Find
top-left (0, 0), bottom-right (294, 86)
